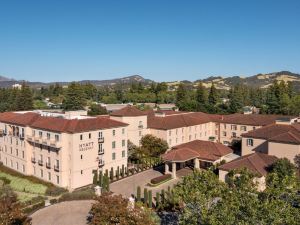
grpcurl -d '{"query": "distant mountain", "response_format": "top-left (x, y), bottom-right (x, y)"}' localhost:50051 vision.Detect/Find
top-left (190, 71), bottom-right (300, 90)
top-left (0, 75), bottom-right (154, 88)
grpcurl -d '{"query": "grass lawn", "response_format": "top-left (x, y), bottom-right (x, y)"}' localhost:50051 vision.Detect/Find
top-left (0, 172), bottom-right (47, 195)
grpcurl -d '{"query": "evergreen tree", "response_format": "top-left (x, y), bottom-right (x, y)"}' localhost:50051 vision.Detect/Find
top-left (208, 82), bottom-right (219, 106)
top-left (228, 84), bottom-right (244, 113)
top-left (16, 83), bottom-right (34, 110)
top-left (63, 82), bottom-right (86, 111)
top-left (176, 83), bottom-right (187, 103)
top-left (196, 82), bottom-right (208, 111)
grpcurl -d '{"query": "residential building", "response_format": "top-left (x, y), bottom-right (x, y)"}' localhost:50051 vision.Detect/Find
top-left (0, 111), bottom-right (128, 190)
top-left (218, 153), bottom-right (278, 191)
top-left (241, 118), bottom-right (300, 163)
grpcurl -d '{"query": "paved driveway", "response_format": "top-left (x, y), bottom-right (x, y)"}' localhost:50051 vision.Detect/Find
top-left (30, 200), bottom-right (94, 225)
top-left (110, 167), bottom-right (193, 198)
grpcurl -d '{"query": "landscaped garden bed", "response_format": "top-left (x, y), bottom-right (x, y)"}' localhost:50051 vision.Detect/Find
top-left (149, 174), bottom-right (172, 187)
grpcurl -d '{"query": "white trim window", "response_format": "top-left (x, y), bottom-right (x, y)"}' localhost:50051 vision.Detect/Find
top-left (247, 138), bottom-right (254, 147)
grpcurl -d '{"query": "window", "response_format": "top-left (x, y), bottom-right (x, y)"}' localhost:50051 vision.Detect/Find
top-left (223, 131), bottom-right (227, 137)
top-left (81, 170), bottom-right (83, 175)
top-left (48, 172), bottom-right (51, 180)
top-left (39, 131), bottom-right (42, 137)
top-left (89, 133), bottom-right (91, 139)
top-left (112, 153), bottom-right (116, 160)
top-left (40, 169), bottom-right (43, 178)
top-left (112, 141), bottom-right (116, 149)
top-left (16, 149), bottom-right (18, 156)
top-left (122, 140), bottom-right (125, 147)
top-left (253, 127), bottom-right (256, 130)
top-left (122, 150), bottom-right (125, 158)
top-left (47, 133), bottom-right (50, 140)
top-left (113, 130), bottom-right (116, 136)
top-left (99, 131), bottom-right (103, 138)
top-left (80, 134), bottom-right (83, 140)
top-left (139, 131), bottom-right (142, 137)
top-left (176, 129), bottom-right (178, 135)
top-left (81, 155), bottom-right (83, 159)
top-left (247, 139), bottom-right (254, 146)
top-left (122, 128), bottom-right (125, 134)
top-left (169, 130), bottom-right (172, 136)
top-left (55, 134), bottom-right (59, 141)
top-left (56, 175), bottom-right (59, 184)
top-left (240, 126), bottom-right (247, 131)
top-left (22, 165), bottom-right (25, 173)
top-left (231, 125), bottom-right (237, 131)
top-left (22, 151), bottom-right (25, 159)
top-left (232, 132), bottom-right (237, 138)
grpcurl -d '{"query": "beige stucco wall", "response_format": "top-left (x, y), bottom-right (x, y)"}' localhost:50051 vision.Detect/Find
top-left (241, 137), bottom-right (267, 156)
top-left (268, 142), bottom-right (300, 163)
top-left (218, 123), bottom-right (261, 145)
top-left (111, 115), bottom-right (148, 146)
top-left (0, 121), bottom-right (128, 190)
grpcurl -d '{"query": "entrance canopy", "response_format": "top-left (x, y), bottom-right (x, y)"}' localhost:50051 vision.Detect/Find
top-left (162, 147), bottom-right (199, 162)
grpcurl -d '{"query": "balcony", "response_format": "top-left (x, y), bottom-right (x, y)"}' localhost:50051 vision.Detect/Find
top-left (98, 160), bottom-right (105, 167)
top-left (46, 162), bottom-right (51, 169)
top-left (50, 140), bottom-right (61, 149)
top-left (54, 165), bottom-right (60, 172)
top-left (38, 160), bottom-right (43, 166)
top-left (98, 137), bottom-right (104, 143)
top-left (31, 157), bottom-right (36, 163)
top-left (98, 149), bottom-right (104, 155)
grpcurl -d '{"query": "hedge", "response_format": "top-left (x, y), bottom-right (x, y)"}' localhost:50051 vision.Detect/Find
top-left (150, 174), bottom-right (172, 185)
top-left (59, 188), bottom-right (95, 202)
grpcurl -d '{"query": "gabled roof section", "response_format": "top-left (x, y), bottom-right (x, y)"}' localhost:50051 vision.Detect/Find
top-left (110, 105), bottom-right (146, 117)
top-left (162, 140), bottom-right (233, 162)
top-left (218, 153), bottom-right (277, 177)
top-left (0, 112), bottom-right (128, 133)
top-left (242, 123), bottom-right (300, 144)
top-left (147, 112), bottom-right (211, 130)
top-left (0, 112), bottom-right (39, 126)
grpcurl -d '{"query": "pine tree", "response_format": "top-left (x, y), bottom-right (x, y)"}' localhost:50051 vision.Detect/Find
top-left (196, 82), bottom-right (208, 111)
top-left (143, 188), bottom-right (148, 205)
top-left (208, 82), bottom-right (219, 106)
top-left (99, 171), bottom-right (103, 187)
top-left (63, 82), bottom-right (86, 111)
top-left (176, 83), bottom-right (187, 103)
top-left (156, 192), bottom-right (160, 208)
top-left (16, 83), bottom-right (34, 110)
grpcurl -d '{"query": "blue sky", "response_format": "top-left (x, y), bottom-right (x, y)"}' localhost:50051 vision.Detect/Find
top-left (0, 0), bottom-right (299, 82)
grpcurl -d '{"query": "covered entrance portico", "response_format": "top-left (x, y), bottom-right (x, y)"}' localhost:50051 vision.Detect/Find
top-left (162, 147), bottom-right (200, 179)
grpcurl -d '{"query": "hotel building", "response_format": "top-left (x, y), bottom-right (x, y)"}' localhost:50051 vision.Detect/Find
top-left (0, 110), bottom-right (128, 190)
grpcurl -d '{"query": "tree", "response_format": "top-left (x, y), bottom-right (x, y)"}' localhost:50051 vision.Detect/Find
top-left (196, 82), bottom-right (208, 111)
top-left (228, 84), bottom-right (244, 113)
top-left (89, 193), bottom-right (159, 225)
top-left (208, 82), bottom-right (219, 106)
top-left (137, 186), bottom-right (141, 202)
top-left (88, 104), bottom-right (107, 116)
top-left (294, 154), bottom-right (300, 170)
top-left (16, 83), bottom-right (34, 110)
top-left (0, 185), bottom-right (28, 225)
top-left (63, 82), bottom-right (86, 111)
top-left (140, 134), bottom-right (169, 158)
top-left (176, 83), bottom-right (187, 104)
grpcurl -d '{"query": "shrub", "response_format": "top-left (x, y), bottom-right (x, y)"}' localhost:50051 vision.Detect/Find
top-left (0, 176), bottom-right (11, 185)
top-left (150, 174), bottom-right (172, 185)
top-left (22, 201), bottom-right (45, 214)
top-left (45, 186), bottom-right (67, 196)
top-left (50, 199), bottom-right (58, 204)
top-left (59, 188), bottom-right (95, 202)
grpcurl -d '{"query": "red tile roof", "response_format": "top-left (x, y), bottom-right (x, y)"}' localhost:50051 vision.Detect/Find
top-left (0, 112), bottom-right (128, 133)
top-left (148, 112), bottom-right (212, 130)
top-left (162, 140), bottom-right (233, 162)
top-left (110, 105), bottom-right (146, 117)
top-left (218, 153), bottom-right (277, 177)
top-left (242, 123), bottom-right (300, 144)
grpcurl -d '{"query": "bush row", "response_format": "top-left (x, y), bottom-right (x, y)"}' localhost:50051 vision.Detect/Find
top-left (150, 174), bottom-right (172, 185)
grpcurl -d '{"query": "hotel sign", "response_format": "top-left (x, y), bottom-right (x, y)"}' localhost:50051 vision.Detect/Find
top-left (79, 142), bottom-right (94, 151)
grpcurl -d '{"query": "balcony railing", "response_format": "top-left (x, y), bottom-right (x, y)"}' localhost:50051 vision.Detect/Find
top-left (98, 160), bottom-right (105, 167)
top-left (98, 137), bottom-right (104, 143)
top-left (98, 149), bottom-right (104, 155)
top-left (31, 157), bottom-right (36, 163)
top-left (38, 160), bottom-right (43, 166)
top-left (50, 140), bottom-right (61, 148)
top-left (46, 162), bottom-right (51, 169)
top-left (54, 165), bottom-right (60, 172)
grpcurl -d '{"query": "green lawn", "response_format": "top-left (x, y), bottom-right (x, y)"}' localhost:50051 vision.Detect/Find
top-left (0, 172), bottom-right (47, 195)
